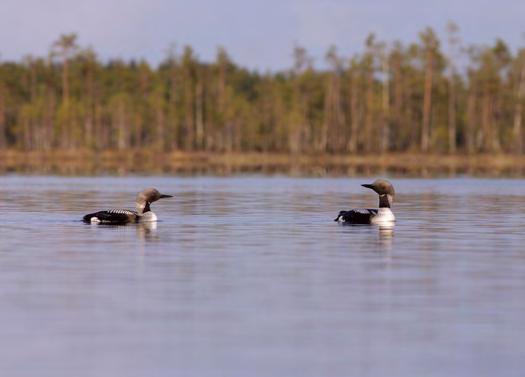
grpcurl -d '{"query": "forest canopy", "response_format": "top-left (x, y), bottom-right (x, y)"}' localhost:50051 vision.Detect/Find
top-left (0, 25), bottom-right (524, 155)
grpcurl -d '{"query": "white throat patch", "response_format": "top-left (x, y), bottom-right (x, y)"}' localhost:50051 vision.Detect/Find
top-left (371, 208), bottom-right (395, 225)
top-left (140, 212), bottom-right (157, 222)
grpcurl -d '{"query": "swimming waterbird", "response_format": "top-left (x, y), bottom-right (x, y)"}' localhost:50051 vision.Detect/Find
top-left (83, 188), bottom-right (172, 225)
top-left (335, 179), bottom-right (395, 225)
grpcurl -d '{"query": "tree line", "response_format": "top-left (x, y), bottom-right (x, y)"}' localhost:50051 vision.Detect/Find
top-left (1, 24), bottom-right (524, 154)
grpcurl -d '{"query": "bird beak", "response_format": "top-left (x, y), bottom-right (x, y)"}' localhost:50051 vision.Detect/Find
top-left (160, 194), bottom-right (173, 199)
top-left (361, 184), bottom-right (375, 190)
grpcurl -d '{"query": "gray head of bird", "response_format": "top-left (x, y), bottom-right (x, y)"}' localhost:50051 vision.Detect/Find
top-left (361, 179), bottom-right (395, 207)
top-left (135, 188), bottom-right (172, 213)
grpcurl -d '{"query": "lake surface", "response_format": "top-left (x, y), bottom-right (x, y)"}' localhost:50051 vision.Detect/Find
top-left (0, 176), bottom-right (524, 377)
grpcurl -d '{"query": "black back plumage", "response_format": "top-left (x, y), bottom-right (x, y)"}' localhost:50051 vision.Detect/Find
top-left (82, 209), bottom-right (138, 225)
top-left (335, 209), bottom-right (378, 224)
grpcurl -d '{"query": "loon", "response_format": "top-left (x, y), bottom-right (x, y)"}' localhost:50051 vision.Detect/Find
top-left (83, 188), bottom-right (172, 225)
top-left (335, 179), bottom-right (395, 225)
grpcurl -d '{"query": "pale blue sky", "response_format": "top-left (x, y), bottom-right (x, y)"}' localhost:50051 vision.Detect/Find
top-left (1, 0), bottom-right (524, 70)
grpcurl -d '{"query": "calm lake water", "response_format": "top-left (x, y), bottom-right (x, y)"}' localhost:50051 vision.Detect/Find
top-left (0, 176), bottom-right (524, 377)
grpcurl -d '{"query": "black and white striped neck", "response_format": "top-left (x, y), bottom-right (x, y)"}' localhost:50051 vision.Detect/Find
top-left (379, 194), bottom-right (393, 208)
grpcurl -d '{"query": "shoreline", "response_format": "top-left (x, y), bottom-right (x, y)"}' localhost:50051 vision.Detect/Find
top-left (1, 150), bottom-right (524, 177)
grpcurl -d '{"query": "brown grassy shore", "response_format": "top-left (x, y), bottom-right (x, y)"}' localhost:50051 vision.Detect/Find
top-left (0, 149), bottom-right (524, 177)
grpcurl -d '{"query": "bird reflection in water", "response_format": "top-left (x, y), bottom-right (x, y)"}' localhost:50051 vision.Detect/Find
top-left (378, 224), bottom-right (394, 250)
top-left (337, 222), bottom-right (394, 251)
top-left (136, 221), bottom-right (158, 241)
